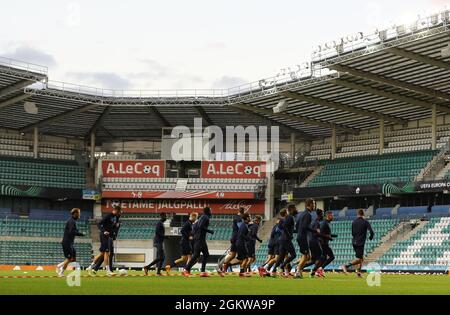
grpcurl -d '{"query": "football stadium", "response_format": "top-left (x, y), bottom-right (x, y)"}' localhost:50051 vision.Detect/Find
top-left (0, 3), bottom-right (450, 299)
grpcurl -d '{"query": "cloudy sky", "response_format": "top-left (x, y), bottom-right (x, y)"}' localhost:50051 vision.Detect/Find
top-left (0, 0), bottom-right (447, 90)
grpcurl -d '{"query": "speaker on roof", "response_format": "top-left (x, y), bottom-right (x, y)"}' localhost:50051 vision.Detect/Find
top-left (24, 101), bottom-right (38, 115)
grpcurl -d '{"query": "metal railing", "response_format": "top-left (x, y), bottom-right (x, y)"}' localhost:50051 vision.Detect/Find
top-left (0, 56), bottom-right (48, 76)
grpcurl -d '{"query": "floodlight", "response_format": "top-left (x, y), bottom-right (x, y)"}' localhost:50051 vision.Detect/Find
top-left (273, 100), bottom-right (288, 113)
top-left (24, 101), bottom-right (38, 115)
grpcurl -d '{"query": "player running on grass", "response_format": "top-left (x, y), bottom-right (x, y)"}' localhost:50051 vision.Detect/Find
top-left (342, 209), bottom-right (374, 278)
top-left (165, 212), bottom-right (198, 274)
top-left (144, 212), bottom-right (167, 276)
top-left (87, 206), bottom-right (121, 276)
top-left (219, 207), bottom-right (245, 275)
top-left (183, 207), bottom-right (214, 277)
top-left (56, 208), bottom-right (85, 277)
top-left (246, 215), bottom-right (263, 272)
top-left (87, 206), bottom-right (122, 275)
top-left (272, 204), bottom-right (298, 277)
top-left (258, 218), bottom-right (281, 277)
top-left (317, 211), bottom-right (337, 276)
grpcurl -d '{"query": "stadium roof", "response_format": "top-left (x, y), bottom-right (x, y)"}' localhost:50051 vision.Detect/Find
top-left (0, 10), bottom-right (449, 143)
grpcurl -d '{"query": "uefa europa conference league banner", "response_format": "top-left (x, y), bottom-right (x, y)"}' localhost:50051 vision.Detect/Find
top-left (102, 199), bottom-right (265, 214)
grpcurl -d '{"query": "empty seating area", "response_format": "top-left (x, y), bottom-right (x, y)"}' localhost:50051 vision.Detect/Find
top-left (307, 150), bottom-right (436, 187)
top-left (255, 218), bottom-right (399, 269)
top-left (0, 132), bottom-right (77, 160)
top-left (304, 126), bottom-right (450, 161)
top-left (0, 240), bottom-right (92, 266)
top-left (102, 177), bottom-right (266, 192)
top-left (0, 156), bottom-right (86, 189)
top-left (377, 217), bottom-right (450, 267)
top-left (0, 218), bottom-right (90, 238)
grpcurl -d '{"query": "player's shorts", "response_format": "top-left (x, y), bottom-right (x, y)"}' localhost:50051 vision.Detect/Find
top-left (247, 243), bottom-right (256, 258)
top-left (297, 238), bottom-right (309, 255)
top-left (180, 239), bottom-right (192, 256)
top-left (353, 244), bottom-right (364, 259)
top-left (62, 243), bottom-right (76, 259)
top-left (230, 240), bottom-right (237, 253)
top-left (279, 240), bottom-right (296, 257)
top-left (308, 239), bottom-right (323, 261)
top-left (99, 233), bottom-right (113, 252)
top-left (267, 243), bottom-right (275, 256)
top-left (236, 242), bottom-right (248, 260)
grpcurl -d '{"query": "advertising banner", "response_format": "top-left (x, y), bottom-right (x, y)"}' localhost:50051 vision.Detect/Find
top-left (101, 190), bottom-right (257, 199)
top-left (201, 161), bottom-right (266, 179)
top-left (101, 160), bottom-right (165, 178)
top-left (102, 199), bottom-right (265, 214)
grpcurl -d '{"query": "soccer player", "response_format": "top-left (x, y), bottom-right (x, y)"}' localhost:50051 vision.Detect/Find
top-left (183, 207), bottom-right (214, 277)
top-left (56, 208), bottom-right (85, 277)
top-left (87, 206), bottom-right (122, 275)
top-left (219, 207), bottom-right (245, 275)
top-left (235, 212), bottom-right (252, 277)
top-left (246, 215), bottom-right (263, 272)
top-left (258, 218), bottom-right (281, 277)
top-left (306, 209), bottom-right (324, 277)
top-left (294, 198), bottom-right (315, 279)
top-left (144, 212), bottom-right (167, 276)
top-left (318, 211), bottom-right (337, 275)
top-left (87, 206), bottom-right (121, 276)
top-left (272, 204), bottom-right (297, 277)
top-left (165, 212), bottom-right (198, 274)
top-left (342, 209), bottom-right (374, 277)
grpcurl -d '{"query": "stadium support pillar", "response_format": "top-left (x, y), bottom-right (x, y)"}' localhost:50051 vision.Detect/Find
top-left (33, 127), bottom-right (38, 158)
top-left (379, 118), bottom-right (384, 155)
top-left (90, 132), bottom-right (96, 169)
top-left (431, 104), bottom-right (437, 150)
top-left (290, 133), bottom-right (296, 162)
top-left (331, 125), bottom-right (337, 160)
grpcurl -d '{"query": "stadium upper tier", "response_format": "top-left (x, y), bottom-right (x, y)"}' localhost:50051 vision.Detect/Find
top-left (0, 11), bottom-right (448, 141)
top-left (0, 156), bottom-right (86, 189)
top-left (307, 150), bottom-right (436, 187)
top-left (305, 126), bottom-right (450, 161)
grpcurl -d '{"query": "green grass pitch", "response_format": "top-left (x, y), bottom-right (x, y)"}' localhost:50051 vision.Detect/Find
top-left (0, 270), bottom-right (449, 295)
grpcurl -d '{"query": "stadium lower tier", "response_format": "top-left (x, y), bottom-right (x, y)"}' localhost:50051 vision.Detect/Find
top-left (0, 240), bottom-right (92, 266)
top-left (0, 218), bottom-right (90, 238)
top-left (255, 218), bottom-right (398, 268)
top-left (307, 150), bottom-right (436, 187)
top-left (377, 217), bottom-right (450, 269)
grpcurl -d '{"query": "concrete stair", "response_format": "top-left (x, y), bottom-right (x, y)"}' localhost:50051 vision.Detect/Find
top-left (365, 220), bottom-right (427, 264)
top-left (300, 165), bottom-right (324, 187)
top-left (435, 160), bottom-right (450, 180)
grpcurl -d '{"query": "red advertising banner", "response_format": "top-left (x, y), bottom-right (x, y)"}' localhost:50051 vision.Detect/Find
top-left (101, 190), bottom-right (257, 199)
top-left (201, 161), bottom-right (266, 179)
top-left (101, 160), bottom-right (165, 178)
top-left (102, 199), bottom-right (265, 214)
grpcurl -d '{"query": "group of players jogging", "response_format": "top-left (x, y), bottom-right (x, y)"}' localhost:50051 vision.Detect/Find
top-left (57, 198), bottom-right (374, 278)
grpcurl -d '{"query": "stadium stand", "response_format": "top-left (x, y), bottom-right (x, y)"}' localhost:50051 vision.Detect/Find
top-left (0, 240), bottom-right (92, 266)
top-left (0, 218), bottom-right (89, 238)
top-left (307, 150), bottom-right (436, 187)
top-left (0, 133), bottom-right (77, 160)
top-left (255, 218), bottom-right (399, 269)
top-left (377, 217), bottom-right (450, 268)
top-left (101, 177), bottom-right (267, 192)
top-left (373, 207), bottom-right (394, 219)
top-left (0, 156), bottom-right (86, 189)
top-left (397, 206), bottom-right (428, 217)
